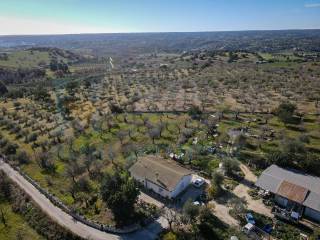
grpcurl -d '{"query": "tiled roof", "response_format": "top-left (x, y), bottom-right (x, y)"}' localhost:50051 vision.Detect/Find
top-left (255, 165), bottom-right (320, 212)
top-left (129, 155), bottom-right (193, 191)
top-left (276, 181), bottom-right (309, 204)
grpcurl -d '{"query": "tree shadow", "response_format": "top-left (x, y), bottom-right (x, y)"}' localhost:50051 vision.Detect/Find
top-left (121, 218), bottom-right (165, 240)
top-left (241, 178), bottom-right (255, 189)
top-left (215, 189), bottom-right (245, 205)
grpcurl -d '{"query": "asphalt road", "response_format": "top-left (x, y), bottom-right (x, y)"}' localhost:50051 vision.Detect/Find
top-left (0, 159), bottom-right (167, 240)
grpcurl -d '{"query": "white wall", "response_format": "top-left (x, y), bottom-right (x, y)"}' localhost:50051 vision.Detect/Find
top-left (130, 170), bottom-right (194, 199)
top-left (129, 169), bottom-right (172, 198)
top-left (170, 174), bottom-right (193, 198)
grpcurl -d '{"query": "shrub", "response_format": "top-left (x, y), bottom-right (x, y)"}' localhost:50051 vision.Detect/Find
top-left (222, 158), bottom-right (240, 177)
top-left (299, 134), bottom-right (310, 144)
top-left (276, 102), bottom-right (297, 124)
top-left (163, 231), bottom-right (177, 240)
top-left (0, 138), bottom-right (8, 148)
top-left (188, 105), bottom-right (202, 119)
top-left (109, 104), bottom-right (124, 114)
top-left (4, 143), bottom-right (18, 155)
top-left (15, 151), bottom-right (31, 165)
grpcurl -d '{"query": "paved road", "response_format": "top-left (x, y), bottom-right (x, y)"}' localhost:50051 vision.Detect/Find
top-left (0, 159), bottom-right (167, 240)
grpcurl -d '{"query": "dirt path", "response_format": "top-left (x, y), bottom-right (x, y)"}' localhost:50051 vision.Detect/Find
top-left (240, 164), bottom-right (257, 182)
top-left (140, 177), bottom-right (239, 227)
top-left (233, 164), bottom-right (273, 218)
top-left (210, 199), bottom-right (239, 227)
top-left (205, 178), bottom-right (239, 226)
top-left (0, 159), bottom-right (167, 240)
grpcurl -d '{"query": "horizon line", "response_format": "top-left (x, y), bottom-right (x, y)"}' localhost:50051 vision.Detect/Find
top-left (1, 28), bottom-right (320, 37)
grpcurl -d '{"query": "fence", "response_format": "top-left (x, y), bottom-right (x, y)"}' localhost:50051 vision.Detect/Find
top-left (1, 155), bottom-right (141, 234)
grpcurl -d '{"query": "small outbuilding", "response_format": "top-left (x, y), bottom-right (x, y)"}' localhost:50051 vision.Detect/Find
top-left (129, 155), bottom-right (194, 199)
top-left (256, 165), bottom-right (320, 223)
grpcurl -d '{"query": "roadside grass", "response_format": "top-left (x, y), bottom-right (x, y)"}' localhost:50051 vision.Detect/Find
top-left (0, 202), bottom-right (44, 240)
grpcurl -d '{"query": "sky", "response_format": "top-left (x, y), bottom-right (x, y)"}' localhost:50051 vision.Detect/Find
top-left (0, 0), bottom-right (320, 35)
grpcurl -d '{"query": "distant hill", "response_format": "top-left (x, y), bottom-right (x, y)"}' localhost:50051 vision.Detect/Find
top-left (0, 30), bottom-right (320, 56)
top-left (0, 47), bottom-right (82, 69)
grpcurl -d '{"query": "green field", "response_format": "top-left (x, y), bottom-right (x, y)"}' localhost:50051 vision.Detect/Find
top-left (0, 202), bottom-right (44, 240)
top-left (0, 44), bottom-right (319, 233)
top-left (1, 98), bottom-right (319, 225)
top-left (0, 49), bottom-right (70, 68)
top-left (259, 52), bottom-right (302, 62)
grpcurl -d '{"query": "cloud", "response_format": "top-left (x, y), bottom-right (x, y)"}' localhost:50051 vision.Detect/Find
top-left (0, 16), bottom-right (123, 35)
top-left (304, 3), bottom-right (320, 8)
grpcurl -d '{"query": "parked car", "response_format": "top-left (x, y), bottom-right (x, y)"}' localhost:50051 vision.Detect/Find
top-left (193, 201), bottom-right (204, 206)
top-left (242, 223), bottom-right (255, 234)
top-left (192, 178), bottom-right (205, 188)
top-left (245, 213), bottom-right (256, 225)
top-left (193, 201), bottom-right (200, 206)
top-left (262, 224), bottom-right (273, 234)
top-left (207, 146), bottom-right (216, 154)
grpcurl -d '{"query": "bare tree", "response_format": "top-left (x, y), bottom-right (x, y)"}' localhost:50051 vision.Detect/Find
top-left (117, 130), bottom-right (127, 145)
top-left (65, 161), bottom-right (83, 184)
top-left (107, 146), bottom-right (116, 165)
top-left (148, 128), bottom-right (160, 144)
top-left (162, 208), bottom-right (180, 232)
top-left (158, 122), bottom-right (166, 137)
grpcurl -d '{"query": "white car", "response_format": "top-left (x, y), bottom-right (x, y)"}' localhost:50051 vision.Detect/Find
top-left (192, 201), bottom-right (204, 206)
top-left (193, 201), bottom-right (201, 206)
top-left (242, 223), bottom-right (255, 234)
top-left (192, 178), bottom-right (205, 188)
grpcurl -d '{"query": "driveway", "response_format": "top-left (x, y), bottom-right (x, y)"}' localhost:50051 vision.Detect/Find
top-left (233, 164), bottom-right (273, 218)
top-left (239, 164), bottom-right (257, 182)
top-left (210, 199), bottom-right (239, 227)
top-left (175, 185), bottom-right (204, 208)
top-left (206, 164), bottom-right (273, 227)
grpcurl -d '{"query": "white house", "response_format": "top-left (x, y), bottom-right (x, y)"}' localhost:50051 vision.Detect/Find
top-left (129, 155), bottom-right (194, 199)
